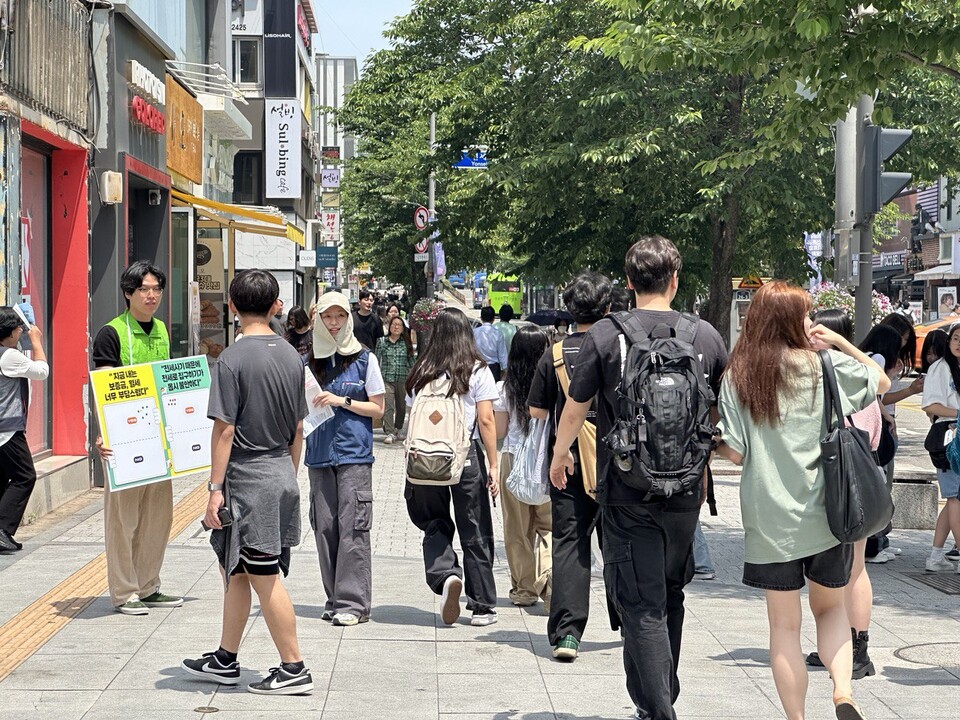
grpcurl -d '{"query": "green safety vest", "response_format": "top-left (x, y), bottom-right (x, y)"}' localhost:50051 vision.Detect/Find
top-left (107, 311), bottom-right (170, 366)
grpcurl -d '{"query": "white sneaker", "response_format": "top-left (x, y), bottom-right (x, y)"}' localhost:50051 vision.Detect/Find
top-left (888, 546), bottom-right (902, 555)
top-left (470, 609), bottom-right (498, 627)
top-left (925, 557), bottom-right (954, 572)
top-left (383, 434), bottom-right (395, 445)
top-left (439, 575), bottom-right (462, 625)
top-left (332, 612), bottom-right (362, 626)
top-left (865, 552), bottom-right (890, 564)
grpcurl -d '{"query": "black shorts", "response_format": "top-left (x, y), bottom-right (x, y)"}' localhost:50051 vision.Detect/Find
top-left (743, 543), bottom-right (852, 591)
top-left (230, 547), bottom-right (291, 577)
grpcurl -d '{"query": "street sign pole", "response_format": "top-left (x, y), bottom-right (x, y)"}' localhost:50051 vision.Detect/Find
top-left (427, 112), bottom-right (438, 298)
top-left (854, 94), bottom-right (874, 344)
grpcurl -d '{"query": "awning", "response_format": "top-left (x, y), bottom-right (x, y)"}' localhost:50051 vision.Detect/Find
top-left (913, 264), bottom-right (960, 281)
top-left (171, 190), bottom-right (305, 247)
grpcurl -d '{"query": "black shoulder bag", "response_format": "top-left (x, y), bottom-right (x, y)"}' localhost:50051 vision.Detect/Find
top-left (819, 351), bottom-right (894, 543)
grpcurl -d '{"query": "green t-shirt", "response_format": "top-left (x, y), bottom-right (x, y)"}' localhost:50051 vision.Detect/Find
top-left (718, 350), bottom-right (879, 564)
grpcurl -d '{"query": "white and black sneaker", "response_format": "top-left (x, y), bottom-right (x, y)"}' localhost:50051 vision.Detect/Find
top-left (248, 665), bottom-right (313, 695)
top-left (181, 652), bottom-right (240, 685)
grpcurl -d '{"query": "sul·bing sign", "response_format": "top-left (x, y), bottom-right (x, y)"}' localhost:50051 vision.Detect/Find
top-left (128, 60), bottom-right (166, 135)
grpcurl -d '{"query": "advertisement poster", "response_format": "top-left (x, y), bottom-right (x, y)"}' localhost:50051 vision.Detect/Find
top-left (938, 286), bottom-right (958, 319)
top-left (91, 356), bottom-right (214, 491)
top-left (196, 233), bottom-right (226, 359)
top-left (265, 99), bottom-right (301, 199)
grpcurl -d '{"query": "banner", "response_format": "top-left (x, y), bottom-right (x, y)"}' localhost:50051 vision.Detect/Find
top-left (91, 356), bottom-right (214, 491)
top-left (196, 232), bottom-right (226, 359)
top-left (265, 99), bottom-right (301, 199)
top-left (263, 0), bottom-right (296, 97)
top-left (321, 210), bottom-right (340, 243)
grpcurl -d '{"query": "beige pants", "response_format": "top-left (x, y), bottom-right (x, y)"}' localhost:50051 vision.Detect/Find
top-left (499, 451), bottom-right (552, 606)
top-left (104, 479), bottom-right (174, 606)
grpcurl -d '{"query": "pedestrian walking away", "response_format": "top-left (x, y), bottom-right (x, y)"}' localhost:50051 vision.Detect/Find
top-left (494, 325), bottom-right (552, 611)
top-left (0, 306), bottom-right (49, 553)
top-left (494, 304), bottom-right (518, 354)
top-left (528, 270), bottom-right (617, 662)
top-left (92, 261), bottom-right (183, 615)
top-left (921, 323), bottom-right (960, 575)
top-left (404, 308), bottom-right (500, 627)
top-left (804, 309), bottom-right (887, 679)
top-left (305, 291), bottom-right (385, 626)
top-left (376, 315), bottom-right (415, 443)
top-left (474, 305), bottom-right (508, 381)
top-left (716, 281), bottom-right (889, 720)
top-left (182, 269), bottom-right (313, 695)
top-left (549, 238), bottom-right (728, 719)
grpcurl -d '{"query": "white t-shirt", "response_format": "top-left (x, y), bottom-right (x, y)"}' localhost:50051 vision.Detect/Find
top-left (493, 381), bottom-right (526, 453)
top-left (922, 357), bottom-right (958, 421)
top-left (362, 352), bottom-right (386, 397)
top-left (408, 363), bottom-right (498, 437)
top-left (0, 347), bottom-right (49, 448)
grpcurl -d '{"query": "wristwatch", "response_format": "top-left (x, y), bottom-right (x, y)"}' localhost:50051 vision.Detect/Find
top-left (208, 482), bottom-right (224, 492)
top-left (343, 396), bottom-right (353, 407)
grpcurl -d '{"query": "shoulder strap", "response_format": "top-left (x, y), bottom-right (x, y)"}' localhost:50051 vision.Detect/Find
top-left (675, 313), bottom-right (699, 345)
top-left (608, 311), bottom-right (649, 346)
top-left (818, 350), bottom-right (845, 431)
top-left (552, 341), bottom-right (571, 397)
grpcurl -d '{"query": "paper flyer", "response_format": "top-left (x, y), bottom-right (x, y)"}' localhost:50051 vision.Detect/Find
top-left (303, 366), bottom-right (334, 437)
top-left (91, 356), bottom-right (214, 491)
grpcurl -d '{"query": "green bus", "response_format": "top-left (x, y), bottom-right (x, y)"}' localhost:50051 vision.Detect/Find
top-left (486, 273), bottom-right (523, 315)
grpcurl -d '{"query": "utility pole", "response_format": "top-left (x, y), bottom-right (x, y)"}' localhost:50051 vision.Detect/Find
top-left (854, 94), bottom-right (874, 343)
top-left (427, 112), bottom-right (437, 299)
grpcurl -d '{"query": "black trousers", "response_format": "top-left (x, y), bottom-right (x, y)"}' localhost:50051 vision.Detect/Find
top-left (404, 446), bottom-right (497, 611)
top-left (547, 465), bottom-right (619, 645)
top-left (0, 432), bottom-right (37, 535)
top-left (603, 503), bottom-right (698, 720)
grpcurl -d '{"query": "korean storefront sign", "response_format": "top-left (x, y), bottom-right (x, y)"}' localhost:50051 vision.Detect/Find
top-left (265, 99), bottom-right (302, 199)
top-left (166, 75), bottom-right (204, 183)
top-left (263, 0), bottom-right (297, 98)
top-left (321, 210), bottom-right (340, 243)
top-left (91, 357), bottom-right (213, 491)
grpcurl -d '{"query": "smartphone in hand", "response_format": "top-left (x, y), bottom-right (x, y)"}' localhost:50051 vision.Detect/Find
top-left (201, 506), bottom-right (234, 531)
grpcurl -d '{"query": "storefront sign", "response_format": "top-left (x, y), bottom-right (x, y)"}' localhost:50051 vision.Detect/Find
top-left (299, 249), bottom-right (317, 267)
top-left (297, 1), bottom-right (311, 51)
top-left (265, 99), bottom-right (302, 199)
top-left (321, 146), bottom-right (340, 161)
top-left (131, 96), bottom-right (165, 134)
top-left (91, 356), bottom-right (213, 491)
top-left (196, 232), bottom-right (227, 360)
top-left (321, 210), bottom-right (340, 243)
top-left (321, 191), bottom-right (340, 208)
top-left (129, 60), bottom-right (166, 105)
top-left (317, 246), bottom-right (339, 268)
top-left (321, 168), bottom-right (340, 189)
top-left (263, 0), bottom-right (297, 98)
top-left (166, 76), bottom-right (203, 183)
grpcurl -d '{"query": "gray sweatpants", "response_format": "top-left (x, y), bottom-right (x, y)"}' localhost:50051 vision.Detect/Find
top-left (308, 464), bottom-right (374, 618)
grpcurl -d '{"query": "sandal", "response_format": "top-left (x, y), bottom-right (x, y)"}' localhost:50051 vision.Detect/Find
top-left (835, 698), bottom-right (866, 720)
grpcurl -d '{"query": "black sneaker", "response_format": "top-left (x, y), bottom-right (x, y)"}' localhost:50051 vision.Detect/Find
top-left (181, 652), bottom-right (240, 685)
top-left (946, 546), bottom-right (960, 561)
top-left (248, 665), bottom-right (313, 695)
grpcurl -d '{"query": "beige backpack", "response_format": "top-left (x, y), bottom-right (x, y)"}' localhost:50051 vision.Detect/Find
top-left (404, 376), bottom-right (471, 486)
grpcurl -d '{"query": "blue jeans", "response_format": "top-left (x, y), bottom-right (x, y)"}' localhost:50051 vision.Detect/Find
top-left (693, 521), bottom-right (714, 574)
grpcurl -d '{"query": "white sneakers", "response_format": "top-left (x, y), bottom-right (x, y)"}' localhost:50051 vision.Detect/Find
top-left (925, 557), bottom-right (955, 573)
top-left (383, 434), bottom-right (395, 445)
top-left (440, 575), bottom-right (462, 625)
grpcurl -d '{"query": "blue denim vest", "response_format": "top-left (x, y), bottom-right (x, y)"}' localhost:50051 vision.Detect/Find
top-left (305, 351), bottom-right (374, 467)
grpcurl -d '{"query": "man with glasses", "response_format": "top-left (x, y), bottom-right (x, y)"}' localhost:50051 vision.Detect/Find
top-left (93, 261), bottom-right (183, 615)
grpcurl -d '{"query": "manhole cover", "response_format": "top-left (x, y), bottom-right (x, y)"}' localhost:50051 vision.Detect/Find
top-left (903, 572), bottom-right (960, 595)
top-left (894, 642), bottom-right (960, 668)
top-left (194, 707), bottom-right (219, 714)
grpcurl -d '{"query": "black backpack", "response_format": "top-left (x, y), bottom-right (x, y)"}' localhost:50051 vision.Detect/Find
top-left (603, 312), bottom-right (716, 501)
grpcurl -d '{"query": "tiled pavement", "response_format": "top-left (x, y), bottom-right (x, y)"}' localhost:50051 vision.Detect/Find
top-left (0, 422), bottom-right (959, 719)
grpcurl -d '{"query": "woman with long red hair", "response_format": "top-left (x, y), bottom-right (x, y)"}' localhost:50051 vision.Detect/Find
top-left (716, 281), bottom-right (890, 720)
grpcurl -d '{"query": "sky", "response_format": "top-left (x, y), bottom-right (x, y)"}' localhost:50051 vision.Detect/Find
top-left (313, 0), bottom-right (414, 66)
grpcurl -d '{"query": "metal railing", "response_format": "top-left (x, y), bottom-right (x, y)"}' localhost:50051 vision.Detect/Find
top-left (0, 0), bottom-right (90, 132)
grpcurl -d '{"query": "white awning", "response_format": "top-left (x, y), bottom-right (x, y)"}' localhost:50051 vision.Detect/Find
top-left (913, 264), bottom-right (960, 280)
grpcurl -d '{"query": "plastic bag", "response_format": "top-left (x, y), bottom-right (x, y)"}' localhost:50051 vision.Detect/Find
top-left (506, 417), bottom-right (551, 505)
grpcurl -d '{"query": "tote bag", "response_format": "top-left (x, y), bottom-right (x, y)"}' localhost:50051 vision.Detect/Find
top-left (506, 416), bottom-right (551, 505)
top-left (819, 351), bottom-right (894, 543)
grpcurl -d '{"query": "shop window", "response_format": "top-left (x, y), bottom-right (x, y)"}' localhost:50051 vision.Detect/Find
top-left (939, 235), bottom-right (952, 263)
top-left (233, 152), bottom-right (263, 205)
top-left (234, 38), bottom-right (261, 85)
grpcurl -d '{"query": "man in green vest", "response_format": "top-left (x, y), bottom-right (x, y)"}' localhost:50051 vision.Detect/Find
top-left (93, 261), bottom-right (183, 615)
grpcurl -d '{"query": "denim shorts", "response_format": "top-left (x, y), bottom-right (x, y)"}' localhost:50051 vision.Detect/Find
top-left (742, 542), bottom-right (852, 591)
top-left (937, 469), bottom-right (960, 500)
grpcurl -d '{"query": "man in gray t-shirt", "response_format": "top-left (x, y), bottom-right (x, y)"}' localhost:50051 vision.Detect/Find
top-left (208, 335), bottom-right (308, 452)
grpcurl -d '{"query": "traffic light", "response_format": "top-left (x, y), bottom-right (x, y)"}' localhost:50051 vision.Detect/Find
top-left (862, 125), bottom-right (912, 217)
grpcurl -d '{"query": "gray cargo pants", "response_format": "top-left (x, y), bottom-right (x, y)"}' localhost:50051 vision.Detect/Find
top-left (308, 464), bottom-right (374, 618)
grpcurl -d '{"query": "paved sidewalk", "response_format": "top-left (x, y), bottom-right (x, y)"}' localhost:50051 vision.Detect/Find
top-left (0, 436), bottom-right (958, 719)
